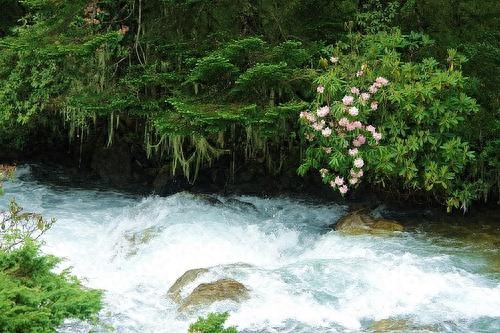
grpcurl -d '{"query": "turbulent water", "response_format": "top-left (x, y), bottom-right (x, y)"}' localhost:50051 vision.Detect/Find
top-left (2, 165), bottom-right (500, 333)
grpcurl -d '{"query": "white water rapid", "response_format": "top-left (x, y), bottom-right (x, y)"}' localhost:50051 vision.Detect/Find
top-left (2, 166), bottom-right (500, 333)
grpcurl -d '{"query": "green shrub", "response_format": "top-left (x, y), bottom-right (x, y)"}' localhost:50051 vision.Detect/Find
top-left (0, 166), bottom-right (103, 332)
top-left (0, 242), bottom-right (103, 332)
top-left (188, 312), bottom-right (238, 333)
top-left (299, 29), bottom-right (480, 211)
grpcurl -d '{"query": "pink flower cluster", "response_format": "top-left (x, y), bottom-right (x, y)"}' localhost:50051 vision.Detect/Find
top-left (299, 68), bottom-right (390, 196)
top-left (352, 134), bottom-right (366, 147)
top-left (316, 106), bottom-right (330, 117)
top-left (329, 176), bottom-right (349, 194)
top-left (368, 76), bottom-right (389, 94)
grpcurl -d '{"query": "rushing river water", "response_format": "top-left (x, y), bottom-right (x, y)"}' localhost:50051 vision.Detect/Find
top-left (2, 165), bottom-right (500, 333)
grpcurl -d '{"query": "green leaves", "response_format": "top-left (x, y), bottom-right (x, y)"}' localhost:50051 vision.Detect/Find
top-left (188, 312), bottom-right (238, 333)
top-left (299, 29), bottom-right (481, 210)
top-left (0, 242), bottom-right (103, 332)
top-left (188, 55), bottom-right (239, 87)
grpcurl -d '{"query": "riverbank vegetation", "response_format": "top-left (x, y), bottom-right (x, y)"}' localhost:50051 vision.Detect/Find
top-left (0, 165), bottom-right (103, 332)
top-left (0, 1), bottom-right (498, 211)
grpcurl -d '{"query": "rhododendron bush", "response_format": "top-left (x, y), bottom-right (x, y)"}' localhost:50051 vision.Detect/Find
top-left (298, 30), bottom-right (480, 211)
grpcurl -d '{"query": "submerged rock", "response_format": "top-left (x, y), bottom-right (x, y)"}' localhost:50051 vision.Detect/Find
top-left (122, 226), bottom-right (161, 257)
top-left (335, 212), bottom-right (403, 235)
top-left (168, 268), bottom-right (250, 311)
top-left (167, 268), bottom-right (209, 303)
top-left (193, 193), bottom-right (223, 206)
top-left (369, 318), bottom-right (436, 332)
top-left (369, 319), bottom-right (409, 332)
top-left (225, 198), bottom-right (258, 212)
top-left (178, 278), bottom-right (249, 311)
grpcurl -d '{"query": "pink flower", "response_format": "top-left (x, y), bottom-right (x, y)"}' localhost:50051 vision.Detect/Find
top-left (330, 56), bottom-right (339, 64)
top-left (317, 106), bottom-right (330, 117)
top-left (354, 158), bottom-right (364, 168)
top-left (322, 127), bottom-right (332, 137)
top-left (339, 185), bottom-right (348, 194)
top-left (352, 135), bottom-right (367, 147)
top-left (312, 121), bottom-right (325, 131)
top-left (371, 101), bottom-right (378, 110)
top-left (330, 180), bottom-right (336, 188)
top-left (346, 122), bottom-right (356, 131)
top-left (348, 148), bottom-right (358, 156)
top-left (369, 85), bottom-right (378, 94)
top-left (317, 85), bottom-right (325, 94)
top-left (299, 111), bottom-right (307, 119)
top-left (334, 176), bottom-right (344, 186)
top-left (338, 117), bottom-right (349, 127)
top-left (360, 92), bottom-right (371, 101)
top-left (366, 125), bottom-right (376, 133)
top-left (351, 87), bottom-right (360, 95)
top-left (305, 113), bottom-right (316, 123)
top-left (351, 169), bottom-right (364, 178)
top-left (356, 134), bottom-right (366, 145)
top-left (373, 132), bottom-right (382, 141)
top-left (323, 147), bottom-right (332, 154)
top-left (319, 168), bottom-right (329, 177)
top-left (348, 107), bottom-right (359, 116)
top-left (352, 121), bottom-right (363, 129)
top-left (342, 95), bottom-right (354, 106)
top-left (376, 76), bottom-right (389, 86)
top-left (349, 178), bottom-right (358, 185)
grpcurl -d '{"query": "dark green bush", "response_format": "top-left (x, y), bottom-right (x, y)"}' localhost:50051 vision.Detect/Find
top-left (188, 312), bottom-right (238, 333)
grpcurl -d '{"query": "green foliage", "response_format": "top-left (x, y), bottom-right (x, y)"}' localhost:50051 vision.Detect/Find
top-left (0, 165), bottom-right (15, 196)
top-left (188, 312), bottom-right (238, 333)
top-left (1, 199), bottom-right (55, 251)
top-left (0, 0), bottom-right (498, 208)
top-left (299, 29), bottom-right (482, 210)
top-left (0, 241), bottom-right (103, 332)
top-left (0, 166), bottom-right (103, 332)
top-left (188, 55), bottom-right (239, 90)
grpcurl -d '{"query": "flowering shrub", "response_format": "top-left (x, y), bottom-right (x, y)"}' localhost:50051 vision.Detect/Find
top-left (300, 73), bottom-right (388, 195)
top-left (299, 30), bottom-right (479, 211)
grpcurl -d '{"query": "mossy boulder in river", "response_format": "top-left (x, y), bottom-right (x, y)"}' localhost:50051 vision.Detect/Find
top-left (168, 268), bottom-right (250, 311)
top-left (179, 278), bottom-right (249, 311)
top-left (167, 268), bottom-right (209, 303)
top-left (335, 212), bottom-right (403, 235)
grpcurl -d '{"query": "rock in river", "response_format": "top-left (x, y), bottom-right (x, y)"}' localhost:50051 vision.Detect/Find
top-left (178, 278), bottom-right (249, 311)
top-left (335, 212), bottom-right (403, 235)
top-left (168, 268), bottom-right (250, 312)
top-left (167, 268), bottom-right (209, 303)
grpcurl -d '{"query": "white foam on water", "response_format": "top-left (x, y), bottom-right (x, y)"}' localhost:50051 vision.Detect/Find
top-left (1, 166), bottom-right (500, 332)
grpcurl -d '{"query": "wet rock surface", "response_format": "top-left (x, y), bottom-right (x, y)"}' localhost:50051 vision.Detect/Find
top-left (168, 268), bottom-right (250, 312)
top-left (334, 211), bottom-right (404, 235)
top-left (178, 278), bottom-right (249, 311)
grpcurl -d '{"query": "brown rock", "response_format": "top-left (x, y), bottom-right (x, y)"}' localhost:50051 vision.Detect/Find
top-left (372, 219), bottom-right (404, 233)
top-left (167, 268), bottom-right (209, 303)
top-left (369, 319), bottom-right (409, 332)
top-left (335, 212), bottom-right (403, 235)
top-left (179, 278), bottom-right (249, 311)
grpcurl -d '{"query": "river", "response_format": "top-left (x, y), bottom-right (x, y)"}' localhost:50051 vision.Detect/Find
top-left (1, 165), bottom-right (500, 332)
